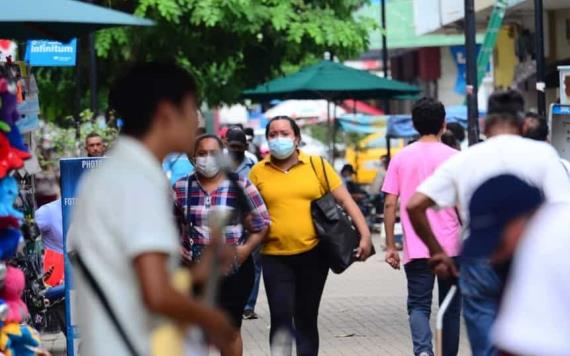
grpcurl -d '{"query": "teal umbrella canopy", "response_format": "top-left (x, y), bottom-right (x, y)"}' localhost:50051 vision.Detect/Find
top-left (0, 0), bottom-right (154, 41)
top-left (243, 60), bottom-right (420, 101)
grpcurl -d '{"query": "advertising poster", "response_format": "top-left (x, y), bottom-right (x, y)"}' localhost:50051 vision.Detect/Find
top-left (25, 39), bottom-right (77, 67)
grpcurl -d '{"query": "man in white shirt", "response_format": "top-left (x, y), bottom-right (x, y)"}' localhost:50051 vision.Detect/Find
top-left (35, 199), bottom-right (63, 254)
top-left (68, 63), bottom-right (234, 355)
top-left (407, 90), bottom-right (570, 356)
top-left (35, 199), bottom-right (65, 286)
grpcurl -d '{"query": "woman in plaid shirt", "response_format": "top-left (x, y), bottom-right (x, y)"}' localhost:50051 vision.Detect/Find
top-left (173, 134), bottom-right (270, 356)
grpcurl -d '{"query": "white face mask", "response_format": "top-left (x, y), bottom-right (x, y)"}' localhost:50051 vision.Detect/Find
top-left (195, 155), bottom-right (221, 178)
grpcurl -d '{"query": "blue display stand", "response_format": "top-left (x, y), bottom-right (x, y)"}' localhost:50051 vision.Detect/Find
top-left (549, 104), bottom-right (570, 161)
top-left (60, 158), bottom-right (104, 356)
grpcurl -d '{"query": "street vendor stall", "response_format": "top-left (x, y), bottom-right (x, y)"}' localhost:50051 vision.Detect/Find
top-left (0, 1), bottom-right (153, 355)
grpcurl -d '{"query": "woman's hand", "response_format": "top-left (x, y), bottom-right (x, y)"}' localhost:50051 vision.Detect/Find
top-left (355, 235), bottom-right (373, 261)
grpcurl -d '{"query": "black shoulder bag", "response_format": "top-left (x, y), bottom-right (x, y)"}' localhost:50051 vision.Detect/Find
top-left (309, 157), bottom-right (367, 274)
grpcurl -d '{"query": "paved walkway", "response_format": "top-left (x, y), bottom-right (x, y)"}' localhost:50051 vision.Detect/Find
top-left (45, 237), bottom-right (472, 355)
top-left (241, 236), bottom-right (471, 355)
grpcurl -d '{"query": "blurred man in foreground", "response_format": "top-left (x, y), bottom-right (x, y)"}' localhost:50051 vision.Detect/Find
top-left (68, 63), bottom-right (234, 355)
top-left (461, 175), bottom-right (570, 355)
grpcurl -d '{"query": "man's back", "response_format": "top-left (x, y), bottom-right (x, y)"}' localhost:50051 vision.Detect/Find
top-left (419, 134), bottom-right (570, 226)
top-left (383, 141), bottom-right (460, 263)
top-left (68, 137), bottom-right (179, 355)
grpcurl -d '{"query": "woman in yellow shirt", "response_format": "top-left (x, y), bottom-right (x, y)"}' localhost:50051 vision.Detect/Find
top-left (249, 116), bottom-right (372, 356)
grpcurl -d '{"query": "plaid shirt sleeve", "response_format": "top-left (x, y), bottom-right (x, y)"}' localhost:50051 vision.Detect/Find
top-left (172, 177), bottom-right (193, 263)
top-left (241, 177), bottom-right (270, 232)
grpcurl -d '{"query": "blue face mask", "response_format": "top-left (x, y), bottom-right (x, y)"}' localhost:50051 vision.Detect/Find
top-left (268, 137), bottom-right (296, 160)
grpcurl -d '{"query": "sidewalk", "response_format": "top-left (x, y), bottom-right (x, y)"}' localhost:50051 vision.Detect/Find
top-left (45, 236), bottom-right (471, 355)
top-left (241, 235), bottom-right (471, 355)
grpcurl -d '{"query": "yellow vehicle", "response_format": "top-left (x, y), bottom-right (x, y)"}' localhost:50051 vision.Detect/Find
top-left (345, 130), bottom-right (405, 184)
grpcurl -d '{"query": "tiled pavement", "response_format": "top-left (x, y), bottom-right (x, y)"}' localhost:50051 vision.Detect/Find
top-left (45, 236), bottom-right (472, 355)
top-left (240, 235), bottom-right (471, 355)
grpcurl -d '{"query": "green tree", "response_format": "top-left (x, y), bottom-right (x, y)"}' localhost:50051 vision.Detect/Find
top-left (36, 0), bottom-right (373, 126)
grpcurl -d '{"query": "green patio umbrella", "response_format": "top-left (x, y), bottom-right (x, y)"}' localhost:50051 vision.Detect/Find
top-left (0, 0), bottom-right (154, 41)
top-left (242, 60), bottom-right (420, 101)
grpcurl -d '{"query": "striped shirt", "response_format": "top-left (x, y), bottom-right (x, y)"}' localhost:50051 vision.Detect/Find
top-left (173, 172), bottom-right (270, 262)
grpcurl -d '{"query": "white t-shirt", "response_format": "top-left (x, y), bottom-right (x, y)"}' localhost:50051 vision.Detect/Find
top-left (245, 150), bottom-right (258, 164)
top-left (35, 199), bottom-right (63, 253)
top-left (492, 203), bottom-right (570, 355)
top-left (417, 135), bottom-right (570, 235)
top-left (68, 137), bottom-right (179, 355)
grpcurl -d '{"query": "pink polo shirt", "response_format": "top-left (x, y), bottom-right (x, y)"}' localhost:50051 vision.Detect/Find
top-left (382, 141), bottom-right (461, 264)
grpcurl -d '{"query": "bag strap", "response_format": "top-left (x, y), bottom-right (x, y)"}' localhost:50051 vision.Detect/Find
top-left (309, 156), bottom-right (331, 194)
top-left (69, 251), bottom-right (140, 356)
top-left (319, 156), bottom-right (331, 192)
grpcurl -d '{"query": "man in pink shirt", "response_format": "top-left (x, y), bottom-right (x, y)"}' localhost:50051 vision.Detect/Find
top-left (382, 97), bottom-right (462, 356)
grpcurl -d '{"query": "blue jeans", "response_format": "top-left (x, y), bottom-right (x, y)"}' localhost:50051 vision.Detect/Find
top-left (244, 247), bottom-right (262, 312)
top-left (405, 258), bottom-right (461, 356)
top-left (460, 258), bottom-right (502, 356)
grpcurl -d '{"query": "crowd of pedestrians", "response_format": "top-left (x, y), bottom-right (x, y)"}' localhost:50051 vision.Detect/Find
top-left (67, 62), bottom-right (570, 356)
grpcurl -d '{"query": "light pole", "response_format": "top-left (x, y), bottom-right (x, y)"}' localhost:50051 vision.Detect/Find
top-left (464, 0), bottom-right (479, 145)
top-left (381, 0), bottom-right (390, 114)
top-left (534, 0), bottom-right (546, 116)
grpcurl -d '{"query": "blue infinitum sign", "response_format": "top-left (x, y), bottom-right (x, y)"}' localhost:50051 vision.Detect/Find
top-left (25, 39), bottom-right (77, 67)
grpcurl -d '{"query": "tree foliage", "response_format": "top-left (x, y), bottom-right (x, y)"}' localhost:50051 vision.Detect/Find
top-left (36, 0), bottom-right (373, 125)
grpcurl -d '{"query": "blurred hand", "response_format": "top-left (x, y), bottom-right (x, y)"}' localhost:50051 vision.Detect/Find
top-left (218, 244), bottom-right (237, 276)
top-left (428, 252), bottom-right (459, 279)
top-left (355, 236), bottom-right (373, 261)
top-left (202, 307), bottom-right (237, 351)
top-left (384, 248), bottom-right (400, 270)
top-left (235, 245), bottom-right (250, 265)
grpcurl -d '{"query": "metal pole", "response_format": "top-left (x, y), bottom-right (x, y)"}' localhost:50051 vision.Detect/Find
top-left (327, 101), bottom-right (332, 160)
top-left (465, 0), bottom-right (480, 145)
top-left (534, 0), bottom-right (546, 116)
top-left (381, 0), bottom-right (391, 114)
top-left (88, 32), bottom-right (98, 118)
top-left (74, 39), bottom-right (82, 142)
top-left (332, 102), bottom-right (337, 161)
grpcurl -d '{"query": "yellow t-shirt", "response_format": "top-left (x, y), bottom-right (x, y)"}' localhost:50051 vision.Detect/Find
top-left (249, 152), bottom-right (342, 255)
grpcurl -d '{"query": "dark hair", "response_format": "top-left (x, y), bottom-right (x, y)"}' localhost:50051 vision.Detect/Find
top-left (109, 62), bottom-right (198, 138)
top-left (193, 134), bottom-right (224, 155)
top-left (487, 90), bottom-right (525, 117)
top-left (85, 132), bottom-right (102, 141)
top-left (446, 122), bottom-right (466, 143)
top-left (341, 164), bottom-right (355, 175)
top-left (523, 112), bottom-right (549, 141)
top-left (441, 130), bottom-right (460, 150)
top-left (265, 116), bottom-right (301, 139)
top-left (411, 97), bottom-right (446, 136)
top-left (484, 113), bottom-right (521, 133)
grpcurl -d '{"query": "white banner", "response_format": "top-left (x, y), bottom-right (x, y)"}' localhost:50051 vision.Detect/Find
top-left (414, 0), bottom-right (441, 35)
